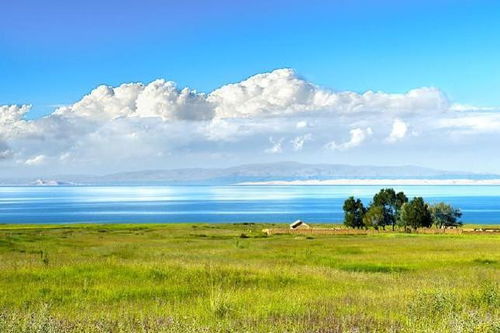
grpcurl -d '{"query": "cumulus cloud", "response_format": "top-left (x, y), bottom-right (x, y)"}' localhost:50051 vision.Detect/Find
top-left (209, 69), bottom-right (317, 118)
top-left (0, 104), bottom-right (32, 137)
top-left (291, 134), bottom-right (312, 151)
top-left (0, 104), bottom-right (30, 124)
top-left (0, 68), bottom-right (498, 175)
top-left (387, 119), bottom-right (408, 143)
top-left (208, 69), bottom-right (449, 118)
top-left (265, 137), bottom-right (284, 154)
top-left (24, 155), bottom-right (46, 166)
top-left (325, 128), bottom-right (373, 151)
top-left (54, 80), bottom-right (213, 121)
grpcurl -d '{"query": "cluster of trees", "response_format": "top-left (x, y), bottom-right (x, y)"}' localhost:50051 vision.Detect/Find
top-left (343, 188), bottom-right (462, 231)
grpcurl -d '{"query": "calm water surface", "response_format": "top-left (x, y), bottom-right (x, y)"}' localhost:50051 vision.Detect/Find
top-left (1, 185), bottom-right (499, 224)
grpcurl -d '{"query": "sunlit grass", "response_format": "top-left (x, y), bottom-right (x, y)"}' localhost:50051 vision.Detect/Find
top-left (0, 223), bottom-right (498, 332)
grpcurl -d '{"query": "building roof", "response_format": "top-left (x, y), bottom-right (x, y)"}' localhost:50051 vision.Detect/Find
top-left (290, 220), bottom-right (309, 229)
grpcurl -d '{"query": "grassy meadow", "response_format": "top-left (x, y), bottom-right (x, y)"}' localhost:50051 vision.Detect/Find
top-left (0, 223), bottom-right (498, 332)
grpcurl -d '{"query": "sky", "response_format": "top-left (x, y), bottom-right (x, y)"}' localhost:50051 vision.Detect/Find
top-left (1, 0), bottom-right (500, 176)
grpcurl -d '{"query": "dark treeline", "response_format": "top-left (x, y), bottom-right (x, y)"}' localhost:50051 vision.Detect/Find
top-left (343, 188), bottom-right (462, 231)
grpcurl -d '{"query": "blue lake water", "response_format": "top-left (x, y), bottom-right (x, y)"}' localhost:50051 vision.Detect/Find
top-left (1, 185), bottom-right (500, 224)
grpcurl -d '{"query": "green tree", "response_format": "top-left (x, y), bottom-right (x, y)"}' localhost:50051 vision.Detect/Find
top-left (399, 197), bottom-right (433, 231)
top-left (343, 196), bottom-right (366, 229)
top-left (373, 188), bottom-right (408, 230)
top-left (395, 191), bottom-right (409, 224)
top-left (363, 205), bottom-right (385, 230)
top-left (429, 202), bottom-right (462, 228)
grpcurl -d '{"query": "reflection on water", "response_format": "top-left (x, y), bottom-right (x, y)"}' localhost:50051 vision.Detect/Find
top-left (0, 185), bottom-right (499, 224)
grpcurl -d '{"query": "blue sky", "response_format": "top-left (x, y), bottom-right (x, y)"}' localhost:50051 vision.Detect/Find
top-left (2, 0), bottom-right (500, 118)
top-left (2, 0), bottom-right (500, 176)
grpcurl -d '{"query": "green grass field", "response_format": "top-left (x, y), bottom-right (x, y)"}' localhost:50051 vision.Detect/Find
top-left (0, 223), bottom-right (498, 332)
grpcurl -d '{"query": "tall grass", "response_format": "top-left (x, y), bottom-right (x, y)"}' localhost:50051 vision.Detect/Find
top-left (0, 223), bottom-right (498, 332)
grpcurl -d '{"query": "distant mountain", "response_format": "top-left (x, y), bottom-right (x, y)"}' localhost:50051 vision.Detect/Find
top-left (1, 162), bottom-right (497, 185)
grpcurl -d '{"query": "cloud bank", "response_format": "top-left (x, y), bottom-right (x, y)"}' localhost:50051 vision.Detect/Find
top-left (1, 68), bottom-right (499, 175)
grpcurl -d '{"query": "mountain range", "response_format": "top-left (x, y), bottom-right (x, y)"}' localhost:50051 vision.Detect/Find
top-left (1, 162), bottom-right (498, 185)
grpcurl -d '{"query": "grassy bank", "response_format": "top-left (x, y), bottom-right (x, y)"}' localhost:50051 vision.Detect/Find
top-left (0, 223), bottom-right (498, 332)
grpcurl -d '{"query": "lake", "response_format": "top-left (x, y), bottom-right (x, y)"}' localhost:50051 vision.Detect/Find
top-left (1, 185), bottom-right (500, 224)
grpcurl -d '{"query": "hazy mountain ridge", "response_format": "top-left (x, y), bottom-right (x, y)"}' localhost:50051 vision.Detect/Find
top-left (1, 162), bottom-right (497, 185)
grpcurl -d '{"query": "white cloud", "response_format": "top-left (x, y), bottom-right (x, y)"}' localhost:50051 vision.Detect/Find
top-left (325, 128), bottom-right (373, 151)
top-left (24, 155), bottom-right (46, 166)
top-left (0, 104), bottom-right (30, 124)
top-left (0, 104), bottom-right (32, 137)
top-left (209, 69), bottom-right (317, 118)
top-left (54, 80), bottom-right (212, 121)
top-left (208, 69), bottom-right (449, 119)
top-left (437, 113), bottom-right (500, 133)
top-left (387, 119), bottom-right (408, 143)
top-left (291, 134), bottom-right (312, 151)
top-left (135, 80), bottom-right (213, 120)
top-left (0, 68), bottom-right (499, 175)
top-left (449, 103), bottom-right (497, 112)
top-left (265, 137), bottom-right (284, 154)
top-left (296, 120), bottom-right (309, 129)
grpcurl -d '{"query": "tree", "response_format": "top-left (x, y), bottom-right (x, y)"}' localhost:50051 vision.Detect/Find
top-left (343, 196), bottom-right (366, 229)
top-left (429, 202), bottom-right (462, 228)
top-left (395, 191), bottom-right (409, 224)
top-left (373, 188), bottom-right (408, 230)
top-left (399, 197), bottom-right (433, 231)
top-left (363, 205), bottom-right (385, 230)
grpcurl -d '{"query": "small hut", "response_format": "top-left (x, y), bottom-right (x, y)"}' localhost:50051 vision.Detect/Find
top-left (290, 220), bottom-right (310, 230)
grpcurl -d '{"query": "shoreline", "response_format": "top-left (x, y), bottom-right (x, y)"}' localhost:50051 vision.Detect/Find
top-left (0, 222), bottom-right (499, 229)
top-left (237, 179), bottom-right (500, 186)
